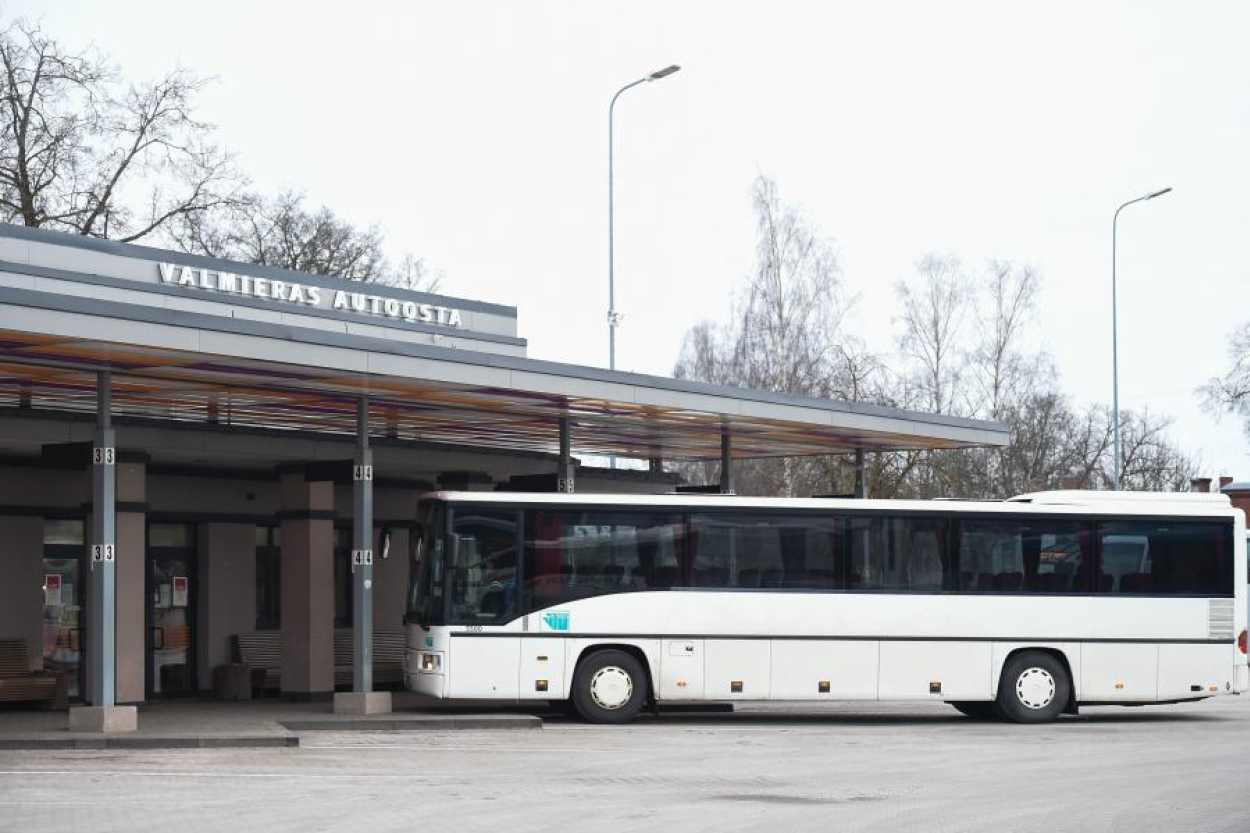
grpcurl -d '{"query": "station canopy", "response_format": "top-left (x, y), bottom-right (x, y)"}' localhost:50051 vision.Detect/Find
top-left (0, 225), bottom-right (1008, 462)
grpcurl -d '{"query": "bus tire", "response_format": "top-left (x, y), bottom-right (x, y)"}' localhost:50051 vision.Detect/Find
top-left (996, 651), bottom-right (1070, 724)
top-left (571, 649), bottom-right (647, 724)
top-left (949, 701), bottom-right (1000, 719)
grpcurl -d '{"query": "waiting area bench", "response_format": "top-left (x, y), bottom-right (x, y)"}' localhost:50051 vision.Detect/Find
top-left (0, 639), bottom-right (57, 706)
top-left (333, 630), bottom-right (404, 688)
top-left (233, 630), bottom-right (405, 694)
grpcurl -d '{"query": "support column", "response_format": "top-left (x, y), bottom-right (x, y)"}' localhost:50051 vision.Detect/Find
top-left (719, 428), bottom-right (735, 495)
top-left (114, 459), bottom-right (147, 704)
top-left (336, 398), bottom-right (390, 714)
top-left (279, 472), bottom-right (335, 699)
top-left (70, 371), bottom-right (136, 732)
top-left (197, 523), bottom-right (256, 693)
top-left (558, 417), bottom-right (575, 493)
top-left (854, 450), bottom-right (867, 499)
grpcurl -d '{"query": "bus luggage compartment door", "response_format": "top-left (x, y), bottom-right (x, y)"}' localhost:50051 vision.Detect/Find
top-left (519, 637), bottom-right (566, 699)
top-left (659, 639), bottom-right (705, 700)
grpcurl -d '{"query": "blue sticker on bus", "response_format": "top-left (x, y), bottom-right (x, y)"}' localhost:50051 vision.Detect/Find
top-left (425, 636), bottom-right (434, 648)
top-left (542, 611), bottom-right (570, 632)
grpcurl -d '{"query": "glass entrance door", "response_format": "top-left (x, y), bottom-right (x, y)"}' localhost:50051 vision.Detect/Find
top-left (148, 524), bottom-right (197, 697)
top-left (43, 519), bottom-right (86, 701)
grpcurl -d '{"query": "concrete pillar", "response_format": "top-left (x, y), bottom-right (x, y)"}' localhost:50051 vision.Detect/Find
top-left (114, 459), bottom-right (146, 704)
top-left (0, 516), bottom-right (44, 669)
top-left (279, 472), bottom-right (335, 699)
top-left (372, 527), bottom-right (408, 632)
top-left (197, 523), bottom-right (256, 692)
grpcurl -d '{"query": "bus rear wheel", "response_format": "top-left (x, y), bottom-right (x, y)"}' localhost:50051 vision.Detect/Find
top-left (996, 651), bottom-right (1070, 724)
top-left (571, 649), bottom-right (647, 724)
top-left (949, 701), bottom-right (1000, 719)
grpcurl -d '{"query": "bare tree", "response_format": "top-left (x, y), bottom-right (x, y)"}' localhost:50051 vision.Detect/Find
top-left (1199, 321), bottom-right (1250, 441)
top-left (0, 18), bottom-right (242, 241)
top-left (674, 175), bottom-right (1198, 499)
top-left (966, 260), bottom-right (1045, 419)
top-left (674, 175), bottom-right (864, 496)
top-left (170, 190), bottom-right (441, 290)
top-left (895, 254), bottom-right (970, 415)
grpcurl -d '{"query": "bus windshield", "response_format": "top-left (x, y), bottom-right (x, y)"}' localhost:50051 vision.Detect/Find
top-left (406, 501), bottom-right (445, 625)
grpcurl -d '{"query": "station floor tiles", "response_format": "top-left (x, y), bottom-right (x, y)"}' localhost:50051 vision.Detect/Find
top-left (0, 691), bottom-right (543, 749)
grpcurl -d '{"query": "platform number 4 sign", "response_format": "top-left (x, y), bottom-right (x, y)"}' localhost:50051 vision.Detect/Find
top-left (353, 465), bottom-right (373, 481)
top-left (91, 544), bottom-right (115, 563)
top-left (93, 447), bottom-right (116, 466)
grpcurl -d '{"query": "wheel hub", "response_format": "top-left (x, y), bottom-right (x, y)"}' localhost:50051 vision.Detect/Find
top-left (589, 666), bottom-right (633, 710)
top-left (1015, 667), bottom-right (1057, 710)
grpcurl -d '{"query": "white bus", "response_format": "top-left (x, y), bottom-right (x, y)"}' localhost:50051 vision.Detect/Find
top-left (403, 490), bottom-right (1247, 724)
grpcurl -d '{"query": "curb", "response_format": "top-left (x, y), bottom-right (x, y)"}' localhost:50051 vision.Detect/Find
top-left (0, 735), bottom-right (299, 750)
top-left (280, 715), bottom-right (542, 732)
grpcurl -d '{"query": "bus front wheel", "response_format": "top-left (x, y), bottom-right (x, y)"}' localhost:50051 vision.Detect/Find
top-left (571, 649), bottom-right (647, 724)
top-left (996, 651), bottom-right (1070, 724)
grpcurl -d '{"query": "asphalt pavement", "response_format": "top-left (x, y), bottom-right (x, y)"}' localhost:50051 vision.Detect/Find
top-left (1, 695), bottom-right (1246, 832)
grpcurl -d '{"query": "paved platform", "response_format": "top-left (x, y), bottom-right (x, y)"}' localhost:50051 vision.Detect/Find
top-left (0, 691), bottom-right (542, 749)
top-left (3, 697), bottom-right (1247, 831)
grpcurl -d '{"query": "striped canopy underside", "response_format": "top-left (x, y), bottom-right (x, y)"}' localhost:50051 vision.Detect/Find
top-left (0, 331), bottom-right (972, 462)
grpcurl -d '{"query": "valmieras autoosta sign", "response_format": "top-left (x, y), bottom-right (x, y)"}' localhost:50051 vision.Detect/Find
top-left (158, 262), bottom-right (464, 328)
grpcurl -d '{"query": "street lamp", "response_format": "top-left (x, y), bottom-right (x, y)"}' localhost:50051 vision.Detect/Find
top-left (607, 64), bottom-right (681, 372)
top-left (1111, 186), bottom-right (1172, 490)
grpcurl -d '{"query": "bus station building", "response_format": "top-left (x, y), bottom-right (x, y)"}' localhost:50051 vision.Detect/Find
top-left (0, 224), bottom-right (1008, 728)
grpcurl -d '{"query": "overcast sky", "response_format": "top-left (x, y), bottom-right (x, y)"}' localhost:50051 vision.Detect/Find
top-left (11, 0), bottom-right (1250, 476)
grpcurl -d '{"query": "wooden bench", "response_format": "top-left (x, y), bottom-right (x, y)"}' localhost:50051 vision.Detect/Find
top-left (334, 630), bottom-right (404, 689)
top-left (233, 632), bottom-right (282, 693)
top-left (234, 630), bottom-right (405, 693)
top-left (0, 639), bottom-right (57, 706)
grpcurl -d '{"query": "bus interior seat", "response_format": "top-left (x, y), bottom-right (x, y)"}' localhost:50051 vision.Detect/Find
top-left (695, 566), bottom-right (730, 587)
top-left (807, 568), bottom-right (838, 588)
top-left (601, 565), bottom-right (625, 583)
top-left (995, 572), bottom-right (1024, 591)
top-left (1030, 573), bottom-right (1069, 592)
top-left (651, 566), bottom-right (678, 588)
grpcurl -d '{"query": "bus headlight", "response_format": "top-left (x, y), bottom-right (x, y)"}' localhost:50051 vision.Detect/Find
top-left (419, 652), bottom-right (443, 673)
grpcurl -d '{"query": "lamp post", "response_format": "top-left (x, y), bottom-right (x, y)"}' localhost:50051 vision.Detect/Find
top-left (608, 64), bottom-right (680, 373)
top-left (1112, 186), bottom-right (1171, 490)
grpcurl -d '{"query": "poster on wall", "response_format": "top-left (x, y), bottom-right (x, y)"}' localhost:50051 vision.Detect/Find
top-left (44, 574), bottom-right (61, 606)
top-left (172, 576), bottom-right (188, 608)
